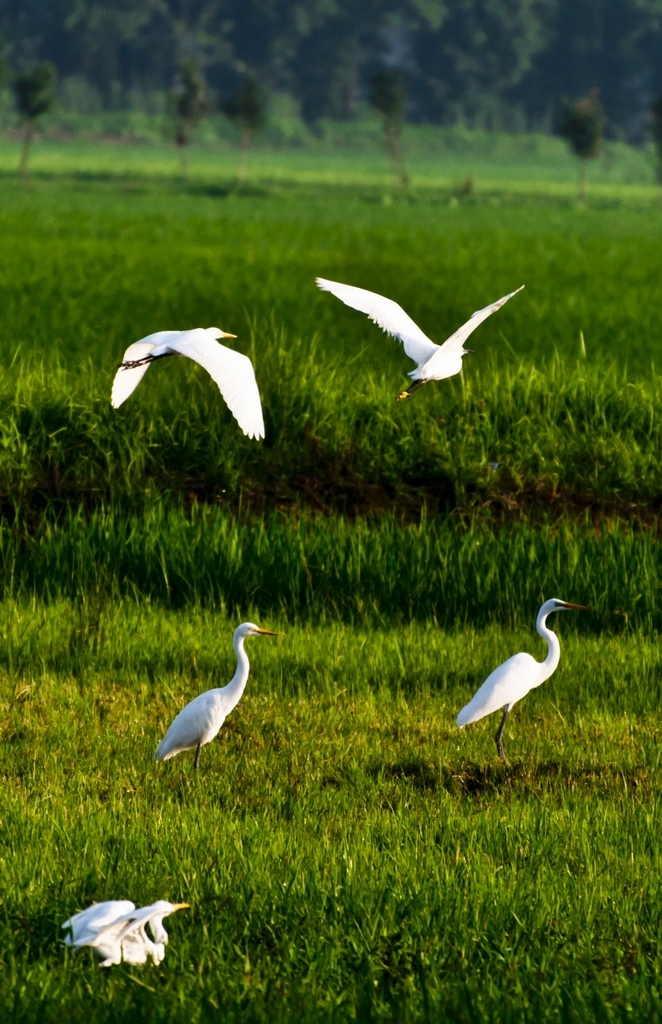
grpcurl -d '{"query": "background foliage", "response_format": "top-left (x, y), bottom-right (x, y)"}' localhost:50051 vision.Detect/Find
top-left (0, 0), bottom-right (661, 135)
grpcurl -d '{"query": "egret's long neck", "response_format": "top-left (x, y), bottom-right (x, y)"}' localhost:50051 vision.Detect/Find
top-left (535, 610), bottom-right (561, 684)
top-left (223, 635), bottom-right (250, 711)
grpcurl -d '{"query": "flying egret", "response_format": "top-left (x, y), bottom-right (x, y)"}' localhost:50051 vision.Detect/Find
top-left (111, 328), bottom-right (265, 439)
top-left (154, 622), bottom-right (278, 769)
top-left (456, 599), bottom-right (588, 761)
top-left (316, 278), bottom-right (524, 400)
top-left (62, 899), bottom-right (189, 967)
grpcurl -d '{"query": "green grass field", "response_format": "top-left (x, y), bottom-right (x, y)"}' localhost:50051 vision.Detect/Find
top-left (0, 122), bottom-right (659, 193)
top-left (2, 141), bottom-right (662, 1022)
top-left (3, 603), bottom-right (662, 1022)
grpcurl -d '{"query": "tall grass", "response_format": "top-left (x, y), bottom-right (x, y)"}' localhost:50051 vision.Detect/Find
top-left (0, 505), bottom-right (658, 631)
top-left (3, 353), bottom-right (662, 519)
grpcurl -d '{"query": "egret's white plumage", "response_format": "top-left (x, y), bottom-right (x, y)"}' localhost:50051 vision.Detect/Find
top-left (111, 328), bottom-right (265, 439)
top-left (456, 598), bottom-right (587, 760)
top-left (154, 622), bottom-right (278, 769)
top-left (62, 899), bottom-right (189, 967)
top-left (316, 278), bottom-right (524, 399)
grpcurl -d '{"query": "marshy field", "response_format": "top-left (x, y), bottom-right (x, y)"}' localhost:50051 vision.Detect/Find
top-left (2, 136), bottom-right (662, 1022)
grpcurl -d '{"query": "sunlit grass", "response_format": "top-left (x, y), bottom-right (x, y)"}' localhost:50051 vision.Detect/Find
top-left (0, 135), bottom-right (658, 195)
top-left (1, 602), bottom-right (662, 1021)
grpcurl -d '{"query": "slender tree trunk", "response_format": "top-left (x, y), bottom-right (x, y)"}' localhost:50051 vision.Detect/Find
top-left (238, 126), bottom-right (252, 183)
top-left (19, 121), bottom-right (35, 178)
top-left (178, 145), bottom-right (188, 179)
top-left (578, 158), bottom-right (586, 203)
top-left (384, 120), bottom-right (408, 189)
top-left (176, 121), bottom-right (190, 179)
top-left (176, 143), bottom-right (189, 179)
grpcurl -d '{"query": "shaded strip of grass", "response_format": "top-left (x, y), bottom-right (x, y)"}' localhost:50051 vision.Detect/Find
top-left (0, 505), bottom-right (657, 630)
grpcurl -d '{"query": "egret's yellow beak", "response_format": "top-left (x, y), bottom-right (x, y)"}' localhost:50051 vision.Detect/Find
top-left (220, 331), bottom-right (237, 338)
top-left (561, 602), bottom-right (589, 611)
top-left (253, 628), bottom-right (279, 636)
top-left (173, 903), bottom-right (191, 910)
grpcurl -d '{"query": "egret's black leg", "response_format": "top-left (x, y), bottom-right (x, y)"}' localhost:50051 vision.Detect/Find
top-left (193, 743), bottom-right (202, 770)
top-left (495, 707), bottom-right (510, 762)
top-left (396, 378), bottom-right (428, 401)
top-left (121, 353), bottom-right (170, 370)
top-left (121, 355), bottom-right (155, 370)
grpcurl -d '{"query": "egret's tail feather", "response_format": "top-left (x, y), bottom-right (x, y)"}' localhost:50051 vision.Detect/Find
top-left (155, 736), bottom-right (191, 761)
top-left (456, 702), bottom-right (481, 727)
top-left (154, 739), bottom-right (172, 762)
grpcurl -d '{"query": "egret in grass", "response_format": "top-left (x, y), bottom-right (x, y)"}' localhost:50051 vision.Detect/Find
top-left (456, 599), bottom-right (588, 760)
top-left (316, 278), bottom-right (524, 400)
top-left (154, 622), bottom-right (278, 769)
top-left (62, 900), bottom-right (189, 967)
top-left (112, 328), bottom-right (265, 439)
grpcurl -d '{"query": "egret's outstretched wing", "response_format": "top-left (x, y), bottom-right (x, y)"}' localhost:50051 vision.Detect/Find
top-left (63, 901), bottom-right (135, 946)
top-left (167, 332), bottom-right (265, 440)
top-left (437, 285), bottom-right (524, 356)
top-left (111, 342), bottom-right (156, 409)
top-left (316, 278), bottom-right (438, 367)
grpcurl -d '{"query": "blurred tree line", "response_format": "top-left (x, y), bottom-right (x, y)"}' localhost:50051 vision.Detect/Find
top-left (0, 0), bottom-right (661, 137)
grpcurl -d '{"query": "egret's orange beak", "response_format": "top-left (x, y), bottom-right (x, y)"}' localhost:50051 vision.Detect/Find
top-left (561, 602), bottom-right (589, 611)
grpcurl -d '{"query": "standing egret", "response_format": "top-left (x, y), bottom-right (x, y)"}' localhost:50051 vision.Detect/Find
top-left (62, 899), bottom-right (189, 967)
top-left (456, 599), bottom-right (588, 760)
top-left (316, 278), bottom-right (524, 400)
top-left (154, 622), bottom-right (278, 769)
top-left (112, 328), bottom-right (265, 440)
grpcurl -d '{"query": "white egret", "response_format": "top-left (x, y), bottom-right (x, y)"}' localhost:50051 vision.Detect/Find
top-left (62, 899), bottom-right (189, 967)
top-left (316, 278), bottom-right (524, 400)
top-left (111, 328), bottom-right (265, 439)
top-left (154, 622), bottom-right (278, 769)
top-left (456, 599), bottom-right (588, 760)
